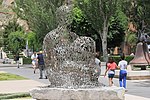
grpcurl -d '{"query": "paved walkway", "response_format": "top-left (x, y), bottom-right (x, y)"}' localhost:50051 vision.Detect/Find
top-left (99, 76), bottom-right (150, 100)
top-left (0, 64), bottom-right (150, 100)
top-left (0, 80), bottom-right (46, 93)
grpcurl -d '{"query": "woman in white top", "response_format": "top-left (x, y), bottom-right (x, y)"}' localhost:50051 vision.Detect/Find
top-left (118, 53), bottom-right (128, 88)
top-left (31, 52), bottom-right (38, 74)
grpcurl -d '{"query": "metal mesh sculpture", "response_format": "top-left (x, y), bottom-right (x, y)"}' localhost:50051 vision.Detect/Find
top-left (43, 5), bottom-right (100, 88)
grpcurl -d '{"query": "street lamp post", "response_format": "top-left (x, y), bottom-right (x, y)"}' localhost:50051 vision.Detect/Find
top-left (17, 54), bottom-right (19, 68)
top-left (16, 37), bottom-right (21, 68)
top-left (0, 48), bottom-right (2, 59)
top-left (26, 39), bottom-right (29, 57)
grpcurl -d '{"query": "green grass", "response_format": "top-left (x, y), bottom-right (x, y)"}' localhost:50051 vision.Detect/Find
top-left (0, 93), bottom-right (31, 99)
top-left (0, 73), bottom-right (28, 81)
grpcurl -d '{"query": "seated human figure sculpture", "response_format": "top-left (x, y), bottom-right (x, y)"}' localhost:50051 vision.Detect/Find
top-left (43, 5), bottom-right (99, 88)
top-left (29, 4), bottom-right (125, 100)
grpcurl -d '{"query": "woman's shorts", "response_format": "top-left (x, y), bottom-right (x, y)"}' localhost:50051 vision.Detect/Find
top-left (32, 61), bottom-right (36, 65)
top-left (108, 74), bottom-right (114, 78)
top-left (32, 61), bottom-right (37, 67)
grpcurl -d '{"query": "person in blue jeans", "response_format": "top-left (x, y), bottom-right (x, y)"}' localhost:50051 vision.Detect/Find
top-left (37, 51), bottom-right (47, 79)
top-left (118, 53), bottom-right (128, 89)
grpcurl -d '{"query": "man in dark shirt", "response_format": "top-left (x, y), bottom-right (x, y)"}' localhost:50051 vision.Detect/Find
top-left (37, 51), bottom-right (47, 79)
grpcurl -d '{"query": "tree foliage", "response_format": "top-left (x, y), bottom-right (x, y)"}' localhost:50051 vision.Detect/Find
top-left (3, 20), bottom-right (23, 51)
top-left (122, 0), bottom-right (150, 51)
top-left (14, 0), bottom-right (66, 48)
top-left (75, 0), bottom-right (120, 34)
top-left (71, 5), bottom-right (128, 52)
top-left (126, 32), bottom-right (137, 46)
top-left (8, 31), bottom-right (26, 54)
top-left (125, 31), bottom-right (138, 53)
top-left (75, 0), bottom-right (122, 60)
top-left (122, 0), bottom-right (150, 31)
top-left (70, 7), bottom-right (99, 39)
top-left (26, 31), bottom-right (36, 51)
top-left (108, 9), bottom-right (128, 48)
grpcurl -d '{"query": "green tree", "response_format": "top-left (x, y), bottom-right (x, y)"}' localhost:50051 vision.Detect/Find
top-left (70, 6), bottom-right (128, 52)
top-left (125, 31), bottom-right (138, 53)
top-left (70, 7), bottom-right (101, 52)
top-left (3, 20), bottom-right (23, 51)
top-left (71, 7), bottom-right (99, 39)
top-left (14, 0), bottom-right (65, 48)
top-left (0, 0), bottom-right (2, 4)
top-left (108, 9), bottom-right (128, 48)
top-left (123, 0), bottom-right (150, 31)
top-left (122, 0), bottom-right (150, 53)
top-left (26, 32), bottom-right (36, 52)
top-left (8, 31), bottom-right (26, 54)
top-left (75, 0), bottom-right (122, 61)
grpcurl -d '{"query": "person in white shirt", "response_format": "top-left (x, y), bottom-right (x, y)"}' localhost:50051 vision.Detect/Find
top-left (94, 53), bottom-right (101, 80)
top-left (31, 52), bottom-right (38, 74)
top-left (118, 53), bottom-right (128, 89)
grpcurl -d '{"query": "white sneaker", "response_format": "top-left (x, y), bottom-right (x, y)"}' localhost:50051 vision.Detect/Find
top-left (125, 89), bottom-right (128, 92)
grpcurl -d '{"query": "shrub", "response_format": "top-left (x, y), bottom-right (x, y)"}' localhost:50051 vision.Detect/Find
top-left (23, 57), bottom-right (32, 64)
top-left (125, 55), bottom-right (134, 64)
top-left (100, 55), bottom-right (134, 64)
top-left (7, 54), bottom-right (14, 59)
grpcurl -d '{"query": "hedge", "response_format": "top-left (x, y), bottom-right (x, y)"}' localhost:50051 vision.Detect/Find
top-left (100, 55), bottom-right (134, 64)
top-left (23, 57), bottom-right (32, 64)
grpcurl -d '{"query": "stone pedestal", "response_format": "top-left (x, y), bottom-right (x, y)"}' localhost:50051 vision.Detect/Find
top-left (30, 87), bottom-right (125, 100)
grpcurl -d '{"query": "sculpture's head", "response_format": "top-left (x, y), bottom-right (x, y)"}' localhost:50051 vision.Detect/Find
top-left (56, 5), bottom-right (73, 26)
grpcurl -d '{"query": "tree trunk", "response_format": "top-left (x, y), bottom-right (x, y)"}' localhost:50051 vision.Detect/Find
top-left (102, 34), bottom-right (108, 61)
top-left (101, 19), bottom-right (108, 62)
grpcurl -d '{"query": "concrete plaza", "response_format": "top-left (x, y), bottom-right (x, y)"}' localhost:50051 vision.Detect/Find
top-left (0, 64), bottom-right (150, 100)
